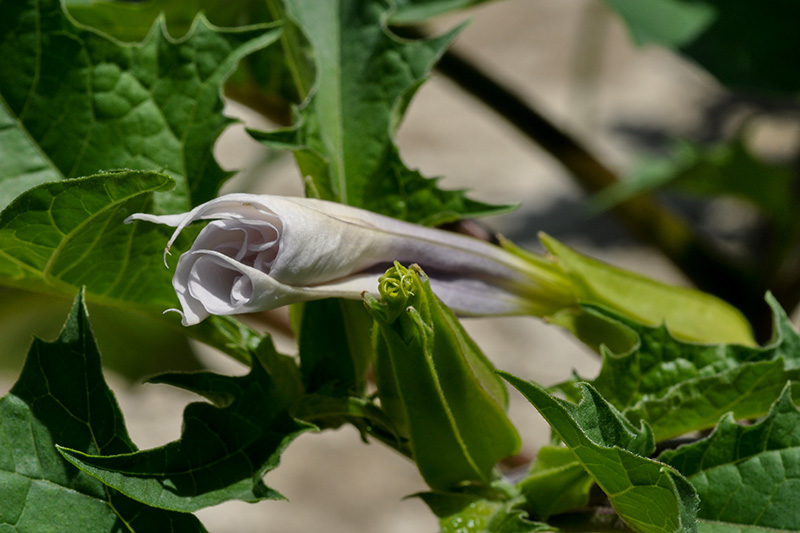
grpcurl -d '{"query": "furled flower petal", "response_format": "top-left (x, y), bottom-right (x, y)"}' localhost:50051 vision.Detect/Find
top-left (126, 194), bottom-right (575, 326)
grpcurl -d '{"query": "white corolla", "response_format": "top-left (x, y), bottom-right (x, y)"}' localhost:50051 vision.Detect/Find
top-left (127, 194), bottom-right (575, 326)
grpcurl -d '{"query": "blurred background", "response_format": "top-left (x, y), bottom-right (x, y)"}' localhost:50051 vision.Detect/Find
top-left (3, 0), bottom-right (800, 530)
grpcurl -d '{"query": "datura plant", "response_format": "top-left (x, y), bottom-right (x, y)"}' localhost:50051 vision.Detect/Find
top-left (1, 0), bottom-right (794, 532)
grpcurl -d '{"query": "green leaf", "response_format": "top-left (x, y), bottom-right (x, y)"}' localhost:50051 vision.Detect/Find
top-left (59, 336), bottom-right (314, 512)
top-left (0, 171), bottom-right (181, 310)
top-left (418, 483), bottom-right (549, 533)
top-left (602, 0), bottom-right (716, 48)
top-left (539, 233), bottom-right (754, 346)
top-left (366, 263), bottom-right (520, 490)
top-left (389, 0), bottom-right (494, 25)
top-left (0, 171), bottom-right (258, 366)
top-left (517, 446), bottom-right (594, 520)
top-left (0, 291), bottom-right (206, 532)
top-left (501, 373), bottom-right (699, 533)
top-left (65, 0), bottom-right (272, 42)
top-left (626, 359), bottom-right (800, 443)
top-left (557, 294), bottom-right (800, 441)
top-left (0, 287), bottom-right (205, 383)
top-left (250, 0), bottom-right (510, 225)
top-left (65, 0), bottom-right (300, 124)
top-left (661, 383), bottom-right (800, 531)
top-left (0, 0), bottom-right (280, 213)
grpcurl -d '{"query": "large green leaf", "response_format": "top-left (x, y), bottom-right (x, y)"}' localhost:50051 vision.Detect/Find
top-left (502, 374), bottom-right (699, 533)
top-left (538, 233), bottom-right (754, 346)
top-left (0, 291), bottom-right (206, 532)
top-left (0, 170), bottom-right (260, 364)
top-left (250, 0), bottom-right (509, 225)
top-left (64, 0), bottom-right (301, 124)
top-left (0, 0), bottom-right (280, 213)
top-left (557, 294), bottom-right (800, 441)
top-left (661, 383), bottom-right (800, 531)
top-left (0, 171), bottom-right (179, 310)
top-left (0, 287), bottom-right (204, 383)
top-left (59, 337), bottom-right (313, 512)
top-left (625, 358), bottom-right (800, 443)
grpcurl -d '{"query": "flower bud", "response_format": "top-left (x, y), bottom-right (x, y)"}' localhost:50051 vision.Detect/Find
top-left (366, 262), bottom-right (521, 490)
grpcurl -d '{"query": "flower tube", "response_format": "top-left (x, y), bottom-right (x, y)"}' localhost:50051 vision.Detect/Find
top-left (126, 194), bottom-right (575, 326)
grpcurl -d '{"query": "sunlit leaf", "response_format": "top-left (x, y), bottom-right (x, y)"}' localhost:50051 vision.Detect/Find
top-left (0, 171), bottom-right (179, 310)
top-left (556, 294), bottom-right (800, 441)
top-left (539, 233), bottom-right (754, 346)
top-left (661, 383), bottom-right (800, 531)
top-left (502, 374), bottom-right (698, 533)
top-left (250, 0), bottom-right (510, 225)
top-left (0, 0), bottom-right (280, 213)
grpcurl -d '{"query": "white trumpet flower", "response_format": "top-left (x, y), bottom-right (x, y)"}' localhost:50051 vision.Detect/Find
top-left (127, 194), bottom-right (575, 326)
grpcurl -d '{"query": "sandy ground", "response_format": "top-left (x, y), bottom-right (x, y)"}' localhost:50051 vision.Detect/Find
top-left (1, 0), bottom-right (763, 531)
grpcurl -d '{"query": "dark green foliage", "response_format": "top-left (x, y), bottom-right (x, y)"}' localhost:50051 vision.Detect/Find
top-left (0, 292), bottom-right (206, 532)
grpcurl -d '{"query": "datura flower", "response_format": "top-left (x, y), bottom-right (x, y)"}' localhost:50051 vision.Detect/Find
top-left (127, 193), bottom-right (575, 326)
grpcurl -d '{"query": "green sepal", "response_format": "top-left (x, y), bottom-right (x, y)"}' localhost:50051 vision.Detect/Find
top-left (537, 233), bottom-right (754, 346)
top-left (365, 262), bottom-right (520, 490)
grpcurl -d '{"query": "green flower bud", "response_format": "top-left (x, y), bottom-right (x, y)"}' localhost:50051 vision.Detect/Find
top-left (365, 262), bottom-right (521, 490)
